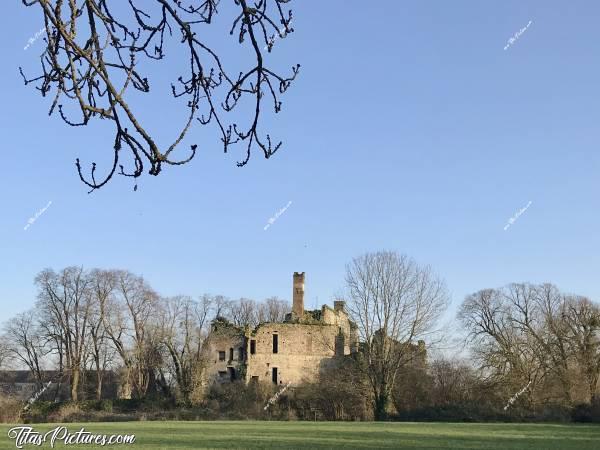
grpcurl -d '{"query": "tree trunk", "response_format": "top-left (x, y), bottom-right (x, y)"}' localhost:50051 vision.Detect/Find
top-left (71, 368), bottom-right (80, 402)
top-left (588, 369), bottom-right (599, 404)
top-left (374, 392), bottom-right (389, 421)
top-left (118, 365), bottom-right (133, 399)
top-left (96, 369), bottom-right (103, 401)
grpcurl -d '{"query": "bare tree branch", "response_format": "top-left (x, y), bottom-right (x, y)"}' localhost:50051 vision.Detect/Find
top-left (20, 0), bottom-right (299, 191)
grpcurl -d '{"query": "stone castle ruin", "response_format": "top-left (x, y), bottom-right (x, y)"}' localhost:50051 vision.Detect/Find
top-left (204, 272), bottom-right (359, 386)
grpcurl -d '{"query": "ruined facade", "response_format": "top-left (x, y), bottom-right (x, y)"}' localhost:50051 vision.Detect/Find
top-left (204, 272), bottom-right (359, 386)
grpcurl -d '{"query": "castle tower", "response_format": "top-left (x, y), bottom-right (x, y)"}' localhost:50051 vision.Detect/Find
top-left (292, 272), bottom-right (305, 317)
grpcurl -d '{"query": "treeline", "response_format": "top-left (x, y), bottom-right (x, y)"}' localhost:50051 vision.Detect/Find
top-left (294, 281), bottom-right (600, 423)
top-left (457, 283), bottom-right (600, 421)
top-left (0, 267), bottom-right (289, 408)
top-left (1, 254), bottom-right (599, 423)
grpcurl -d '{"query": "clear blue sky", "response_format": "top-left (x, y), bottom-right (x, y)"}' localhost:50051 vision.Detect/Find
top-left (1, 1), bottom-right (599, 322)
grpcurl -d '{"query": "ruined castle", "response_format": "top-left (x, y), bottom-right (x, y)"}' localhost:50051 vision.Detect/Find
top-left (204, 272), bottom-right (359, 386)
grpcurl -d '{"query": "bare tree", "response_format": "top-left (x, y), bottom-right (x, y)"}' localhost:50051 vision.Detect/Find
top-left (459, 283), bottom-right (600, 409)
top-left (211, 294), bottom-right (229, 319)
top-left (38, 311), bottom-right (68, 401)
top-left (101, 284), bottom-right (132, 398)
top-left (0, 337), bottom-right (9, 369)
top-left (88, 269), bottom-right (117, 400)
top-left (562, 296), bottom-right (600, 402)
top-left (257, 296), bottom-right (289, 323)
top-left (19, 0), bottom-right (299, 191)
top-left (458, 287), bottom-right (547, 410)
top-left (159, 295), bottom-right (213, 404)
top-left (103, 270), bottom-right (160, 398)
top-left (345, 251), bottom-right (449, 420)
top-left (429, 358), bottom-right (477, 407)
top-left (527, 284), bottom-right (573, 403)
top-left (3, 311), bottom-right (49, 388)
top-left (35, 267), bottom-right (92, 401)
top-left (227, 297), bottom-right (259, 327)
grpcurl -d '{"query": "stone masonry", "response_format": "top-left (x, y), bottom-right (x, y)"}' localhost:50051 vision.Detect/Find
top-left (204, 272), bottom-right (359, 386)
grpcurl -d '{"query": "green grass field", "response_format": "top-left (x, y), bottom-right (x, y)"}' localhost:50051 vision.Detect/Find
top-left (1, 421), bottom-right (599, 449)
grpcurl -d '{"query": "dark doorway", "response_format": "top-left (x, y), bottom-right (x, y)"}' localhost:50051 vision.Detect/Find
top-left (228, 367), bottom-right (236, 382)
top-left (335, 332), bottom-right (345, 356)
top-left (272, 367), bottom-right (278, 384)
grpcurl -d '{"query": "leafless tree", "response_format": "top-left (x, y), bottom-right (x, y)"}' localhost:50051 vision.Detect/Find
top-left (428, 358), bottom-right (477, 407)
top-left (159, 295), bottom-right (212, 403)
top-left (88, 269), bottom-right (117, 400)
top-left (103, 270), bottom-right (160, 398)
top-left (458, 286), bottom-right (547, 409)
top-left (527, 284), bottom-right (575, 403)
top-left (459, 283), bottom-right (600, 409)
top-left (19, 0), bottom-right (299, 191)
top-left (344, 251), bottom-right (449, 420)
top-left (211, 294), bottom-right (229, 319)
top-left (101, 285), bottom-right (131, 397)
top-left (562, 296), bottom-right (600, 402)
top-left (257, 296), bottom-right (289, 323)
top-left (35, 267), bottom-right (92, 401)
top-left (38, 311), bottom-right (68, 400)
top-left (0, 337), bottom-right (9, 369)
top-left (3, 311), bottom-right (49, 388)
top-left (227, 297), bottom-right (259, 327)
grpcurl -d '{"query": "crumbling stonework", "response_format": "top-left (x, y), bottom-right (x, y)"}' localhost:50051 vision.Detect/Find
top-left (204, 273), bottom-right (359, 386)
top-left (203, 320), bottom-right (246, 384)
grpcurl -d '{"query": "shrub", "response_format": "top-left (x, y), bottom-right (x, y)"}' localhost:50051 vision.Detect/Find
top-left (23, 401), bottom-right (60, 423)
top-left (0, 395), bottom-right (22, 423)
top-left (78, 399), bottom-right (114, 413)
top-left (206, 381), bottom-right (277, 419)
top-left (572, 399), bottom-right (600, 423)
top-left (99, 399), bottom-right (113, 413)
top-left (48, 402), bottom-right (86, 423)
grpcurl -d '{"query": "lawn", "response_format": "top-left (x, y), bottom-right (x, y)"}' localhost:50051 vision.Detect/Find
top-left (1, 421), bottom-right (599, 449)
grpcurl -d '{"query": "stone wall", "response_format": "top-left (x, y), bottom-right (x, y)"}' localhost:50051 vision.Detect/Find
top-left (320, 304), bottom-right (359, 354)
top-left (203, 322), bottom-right (246, 385)
top-left (202, 274), bottom-right (360, 388)
top-left (245, 323), bottom-right (339, 386)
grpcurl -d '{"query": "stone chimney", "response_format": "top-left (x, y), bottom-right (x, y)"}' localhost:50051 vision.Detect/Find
top-left (334, 300), bottom-right (346, 312)
top-left (292, 272), bottom-right (305, 317)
